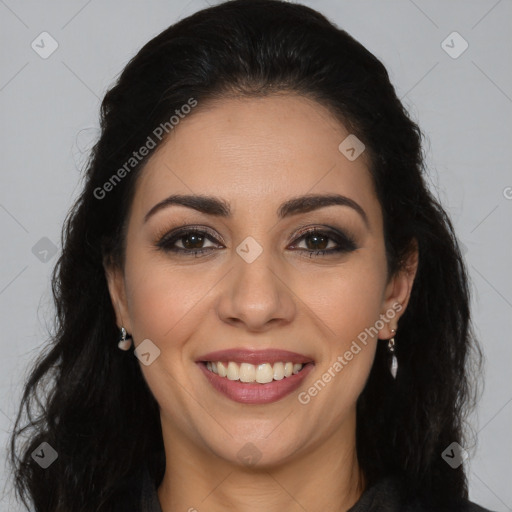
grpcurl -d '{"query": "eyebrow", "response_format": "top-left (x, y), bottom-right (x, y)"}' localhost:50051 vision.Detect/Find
top-left (143, 193), bottom-right (369, 228)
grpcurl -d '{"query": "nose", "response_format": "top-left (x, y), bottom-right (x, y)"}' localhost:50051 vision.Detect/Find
top-left (215, 246), bottom-right (297, 332)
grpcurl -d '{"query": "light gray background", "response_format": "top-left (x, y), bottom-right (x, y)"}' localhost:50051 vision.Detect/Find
top-left (1, 0), bottom-right (511, 510)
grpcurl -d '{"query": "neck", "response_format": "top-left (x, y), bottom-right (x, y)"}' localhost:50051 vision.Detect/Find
top-left (157, 415), bottom-right (365, 512)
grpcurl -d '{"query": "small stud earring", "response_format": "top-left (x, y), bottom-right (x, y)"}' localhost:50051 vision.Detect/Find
top-left (387, 328), bottom-right (398, 379)
top-left (118, 327), bottom-right (132, 351)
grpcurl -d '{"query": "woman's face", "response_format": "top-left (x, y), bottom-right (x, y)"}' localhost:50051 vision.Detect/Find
top-left (106, 94), bottom-right (415, 467)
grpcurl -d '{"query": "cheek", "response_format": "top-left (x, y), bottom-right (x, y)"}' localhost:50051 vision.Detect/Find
top-left (122, 244), bottom-right (220, 345)
top-left (293, 255), bottom-right (387, 403)
top-left (123, 260), bottom-right (204, 344)
top-left (294, 258), bottom-right (387, 347)
top-left (122, 254), bottom-right (214, 419)
top-left (293, 273), bottom-right (382, 432)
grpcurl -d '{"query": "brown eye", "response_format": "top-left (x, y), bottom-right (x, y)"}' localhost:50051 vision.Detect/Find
top-left (156, 226), bottom-right (357, 258)
top-left (156, 227), bottom-right (222, 256)
top-left (303, 232), bottom-right (331, 251)
top-left (290, 228), bottom-right (357, 257)
top-left (179, 232), bottom-right (207, 249)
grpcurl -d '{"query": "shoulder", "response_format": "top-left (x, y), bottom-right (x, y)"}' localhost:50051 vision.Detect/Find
top-left (403, 498), bottom-right (496, 512)
top-left (403, 499), bottom-right (496, 512)
top-left (464, 503), bottom-right (497, 512)
top-left (350, 475), bottom-right (497, 512)
top-left (402, 484), bottom-right (497, 512)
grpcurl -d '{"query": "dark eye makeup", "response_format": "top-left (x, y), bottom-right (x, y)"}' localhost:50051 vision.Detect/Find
top-left (154, 224), bottom-right (358, 259)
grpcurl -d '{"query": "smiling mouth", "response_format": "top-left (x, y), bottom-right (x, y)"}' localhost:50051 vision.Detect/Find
top-left (200, 360), bottom-right (311, 384)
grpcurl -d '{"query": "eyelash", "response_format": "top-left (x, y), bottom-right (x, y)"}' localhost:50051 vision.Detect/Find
top-left (155, 225), bottom-right (358, 258)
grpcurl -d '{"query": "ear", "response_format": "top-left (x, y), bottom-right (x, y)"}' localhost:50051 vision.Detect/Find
top-left (378, 239), bottom-right (419, 340)
top-left (104, 260), bottom-right (132, 334)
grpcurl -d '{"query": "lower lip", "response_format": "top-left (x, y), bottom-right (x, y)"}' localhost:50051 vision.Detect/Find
top-left (197, 362), bottom-right (314, 404)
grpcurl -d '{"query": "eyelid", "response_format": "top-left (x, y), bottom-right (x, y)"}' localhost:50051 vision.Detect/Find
top-left (154, 223), bottom-right (358, 257)
top-left (289, 224), bottom-right (357, 246)
top-left (154, 224), bottom-right (225, 246)
top-left (292, 224), bottom-right (347, 238)
top-left (154, 223), bottom-right (355, 244)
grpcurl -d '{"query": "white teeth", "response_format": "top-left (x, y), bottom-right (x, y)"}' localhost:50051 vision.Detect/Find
top-left (205, 361), bottom-right (305, 383)
top-left (239, 362), bottom-right (256, 382)
top-left (217, 361), bottom-right (227, 377)
top-left (273, 362), bottom-right (284, 380)
top-left (227, 361), bottom-right (239, 380)
top-left (256, 363), bottom-right (274, 384)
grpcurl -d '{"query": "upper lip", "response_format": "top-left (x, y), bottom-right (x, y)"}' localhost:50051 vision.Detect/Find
top-left (197, 348), bottom-right (314, 365)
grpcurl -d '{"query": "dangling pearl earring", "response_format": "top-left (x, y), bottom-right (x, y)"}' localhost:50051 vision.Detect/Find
top-left (387, 328), bottom-right (398, 379)
top-left (118, 327), bottom-right (132, 351)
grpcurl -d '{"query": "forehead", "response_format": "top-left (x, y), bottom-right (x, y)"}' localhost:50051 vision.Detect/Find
top-left (131, 94), bottom-right (379, 223)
